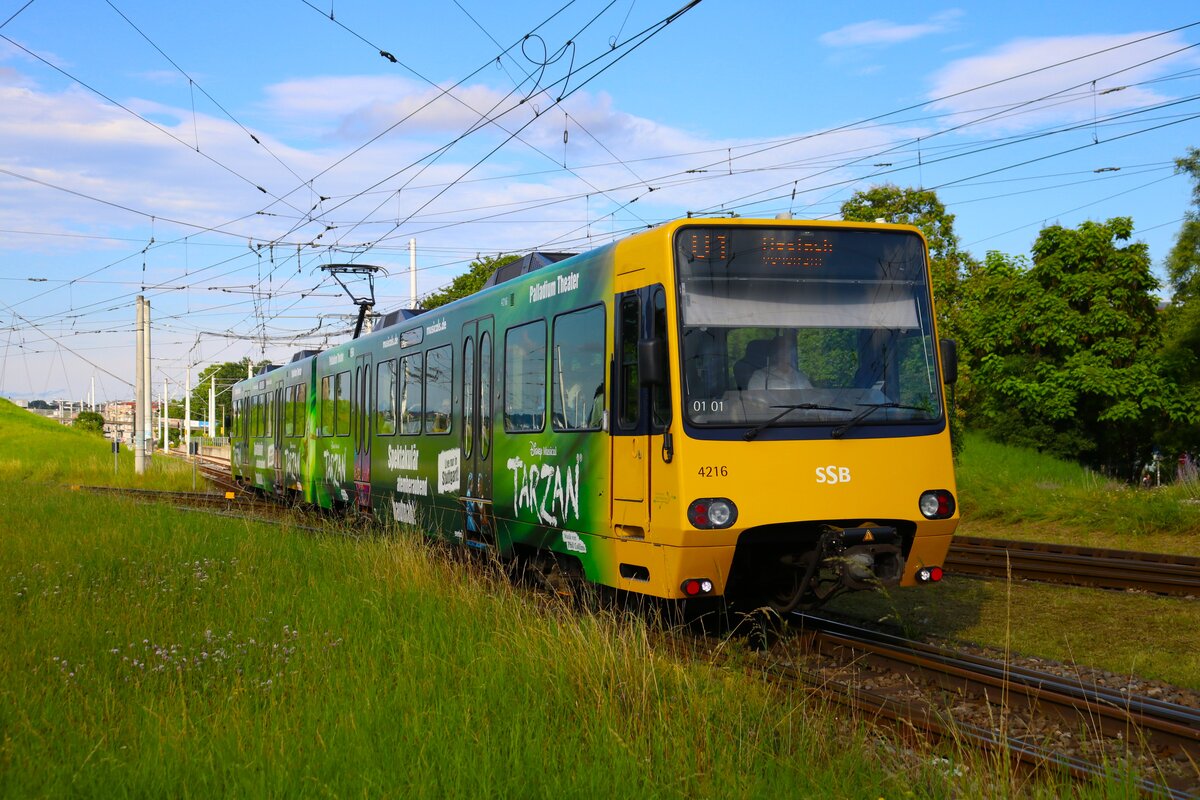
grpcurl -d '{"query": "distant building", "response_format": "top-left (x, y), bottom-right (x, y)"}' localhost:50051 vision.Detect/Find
top-left (104, 401), bottom-right (136, 442)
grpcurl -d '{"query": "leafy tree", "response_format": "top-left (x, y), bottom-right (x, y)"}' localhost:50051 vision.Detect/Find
top-left (958, 218), bottom-right (1192, 474)
top-left (421, 254), bottom-right (520, 310)
top-left (840, 184), bottom-right (977, 334)
top-left (188, 358), bottom-right (264, 434)
top-left (1160, 148), bottom-right (1200, 454)
top-left (1165, 147), bottom-right (1200, 300)
top-left (72, 410), bottom-right (105, 434)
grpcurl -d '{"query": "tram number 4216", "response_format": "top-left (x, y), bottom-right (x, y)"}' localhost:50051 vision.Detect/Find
top-left (697, 466), bottom-right (729, 478)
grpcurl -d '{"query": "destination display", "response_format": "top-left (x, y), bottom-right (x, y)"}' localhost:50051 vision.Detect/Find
top-left (680, 228), bottom-right (836, 269)
top-left (677, 225), bottom-right (925, 280)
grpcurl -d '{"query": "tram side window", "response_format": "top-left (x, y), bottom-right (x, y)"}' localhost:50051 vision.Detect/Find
top-left (425, 345), bottom-right (452, 434)
top-left (233, 400), bottom-right (241, 438)
top-left (505, 320), bottom-right (546, 432)
top-left (650, 287), bottom-right (671, 430)
top-left (284, 386), bottom-right (295, 437)
top-left (320, 376), bottom-right (334, 437)
top-left (399, 353), bottom-right (423, 435)
top-left (295, 384), bottom-right (307, 436)
top-left (377, 360), bottom-right (397, 436)
top-left (335, 370), bottom-right (351, 436)
top-left (463, 337), bottom-right (474, 458)
top-left (552, 305), bottom-right (605, 431)
top-left (480, 332), bottom-right (492, 458)
top-left (618, 296), bottom-right (640, 429)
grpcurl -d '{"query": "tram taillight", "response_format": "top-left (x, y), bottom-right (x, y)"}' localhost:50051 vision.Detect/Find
top-left (915, 566), bottom-right (944, 583)
top-left (681, 578), bottom-right (715, 596)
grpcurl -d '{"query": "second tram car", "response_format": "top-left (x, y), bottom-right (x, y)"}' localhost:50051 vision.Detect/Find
top-left (231, 218), bottom-right (959, 610)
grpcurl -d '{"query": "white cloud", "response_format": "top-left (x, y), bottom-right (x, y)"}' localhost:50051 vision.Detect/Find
top-left (926, 32), bottom-right (1200, 133)
top-left (0, 56), bottom-right (954, 401)
top-left (820, 10), bottom-right (963, 48)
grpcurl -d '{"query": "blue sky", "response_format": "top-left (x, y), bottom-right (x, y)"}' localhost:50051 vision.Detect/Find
top-left (2, 0), bottom-right (1199, 402)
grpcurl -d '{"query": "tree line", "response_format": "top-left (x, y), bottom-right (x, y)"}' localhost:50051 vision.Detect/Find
top-left (842, 148), bottom-right (1200, 479)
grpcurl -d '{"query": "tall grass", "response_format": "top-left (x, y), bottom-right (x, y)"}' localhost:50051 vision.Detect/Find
top-left (0, 399), bottom-right (1144, 797)
top-left (0, 482), bottom-right (930, 798)
top-left (0, 401), bottom-right (194, 490)
top-left (957, 432), bottom-right (1200, 542)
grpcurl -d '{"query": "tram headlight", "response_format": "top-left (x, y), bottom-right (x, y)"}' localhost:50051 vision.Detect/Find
top-left (688, 498), bottom-right (737, 529)
top-left (918, 490), bottom-right (956, 520)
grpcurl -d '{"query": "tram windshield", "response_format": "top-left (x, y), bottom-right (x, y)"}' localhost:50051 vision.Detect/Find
top-left (675, 225), bottom-right (944, 433)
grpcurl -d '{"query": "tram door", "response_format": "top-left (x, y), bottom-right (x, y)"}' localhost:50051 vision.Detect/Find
top-left (460, 316), bottom-right (495, 545)
top-left (611, 286), bottom-right (671, 537)
top-left (353, 353), bottom-right (373, 510)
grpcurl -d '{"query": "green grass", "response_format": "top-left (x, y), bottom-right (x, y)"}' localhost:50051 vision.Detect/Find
top-left (0, 484), bottom-right (945, 798)
top-left (0, 401), bottom-right (195, 491)
top-left (0, 399), bottom-right (1168, 797)
top-left (956, 432), bottom-right (1200, 553)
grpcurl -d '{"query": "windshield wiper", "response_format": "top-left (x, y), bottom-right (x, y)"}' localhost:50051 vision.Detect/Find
top-left (743, 403), bottom-right (851, 441)
top-left (831, 402), bottom-right (929, 439)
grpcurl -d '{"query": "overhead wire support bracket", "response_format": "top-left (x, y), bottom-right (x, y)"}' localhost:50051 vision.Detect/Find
top-left (320, 263), bottom-right (388, 339)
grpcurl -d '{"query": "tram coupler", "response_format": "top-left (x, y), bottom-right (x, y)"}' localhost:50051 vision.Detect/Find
top-left (819, 524), bottom-right (904, 590)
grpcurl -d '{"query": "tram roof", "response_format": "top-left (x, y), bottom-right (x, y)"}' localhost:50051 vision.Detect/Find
top-left (481, 251), bottom-right (576, 290)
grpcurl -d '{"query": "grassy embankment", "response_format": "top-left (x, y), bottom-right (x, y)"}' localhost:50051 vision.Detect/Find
top-left (829, 432), bottom-right (1200, 690)
top-left (956, 432), bottom-right (1200, 554)
top-left (4, 400), bottom-right (1127, 797)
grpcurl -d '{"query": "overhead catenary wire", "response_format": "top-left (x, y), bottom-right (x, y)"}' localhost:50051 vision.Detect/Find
top-left (0, 34), bottom-right (310, 219)
top-left (102, 0), bottom-right (309, 187)
top-left (2, 8), bottom-right (1198, 399)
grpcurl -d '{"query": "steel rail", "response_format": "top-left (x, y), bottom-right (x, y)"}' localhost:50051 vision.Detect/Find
top-left (764, 656), bottom-right (1193, 800)
top-left (946, 536), bottom-right (1200, 597)
top-left (792, 613), bottom-right (1200, 798)
top-left (71, 485), bottom-right (236, 504)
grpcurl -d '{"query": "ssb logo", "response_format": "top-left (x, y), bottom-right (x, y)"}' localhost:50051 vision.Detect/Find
top-left (815, 465), bottom-right (852, 485)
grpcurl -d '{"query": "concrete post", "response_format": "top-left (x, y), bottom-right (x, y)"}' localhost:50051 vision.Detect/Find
top-left (135, 296), bottom-right (145, 474)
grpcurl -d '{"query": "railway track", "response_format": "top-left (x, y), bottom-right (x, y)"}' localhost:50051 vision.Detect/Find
top-left (71, 484), bottom-right (251, 509)
top-left (69, 479), bottom-right (348, 535)
top-left (946, 536), bottom-right (1200, 597)
top-left (779, 614), bottom-right (1200, 798)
